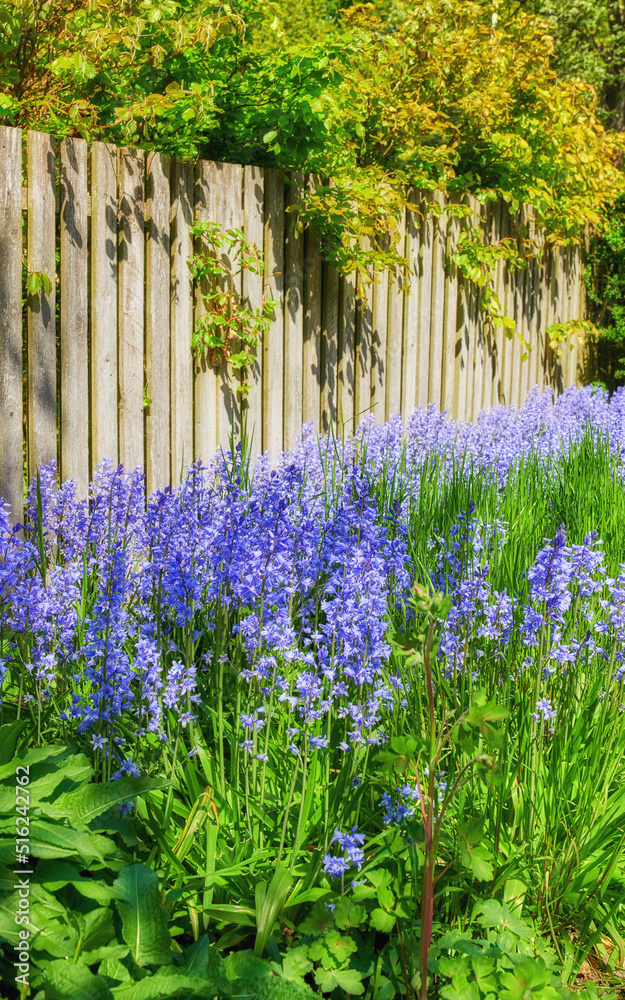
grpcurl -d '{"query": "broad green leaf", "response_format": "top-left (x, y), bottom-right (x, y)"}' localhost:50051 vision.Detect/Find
top-left (113, 864), bottom-right (171, 967)
top-left (112, 970), bottom-right (223, 1000)
top-left (44, 961), bottom-right (114, 1000)
top-left (35, 860), bottom-right (118, 904)
top-left (224, 948), bottom-right (272, 980)
top-left (28, 819), bottom-right (112, 864)
top-left (0, 744), bottom-right (67, 781)
top-left (48, 776), bottom-right (165, 828)
top-left (0, 720), bottom-right (26, 765)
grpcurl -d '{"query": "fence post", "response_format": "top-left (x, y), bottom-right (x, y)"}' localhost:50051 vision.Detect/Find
top-left (242, 165), bottom-right (265, 459)
top-left (403, 197), bottom-right (420, 418)
top-left (263, 168), bottom-right (285, 456)
top-left (321, 260), bottom-right (339, 434)
top-left (428, 190), bottom-right (447, 412)
top-left (455, 194), bottom-right (475, 422)
top-left (117, 148), bottom-right (145, 476)
top-left (145, 151), bottom-right (171, 493)
top-left (386, 209), bottom-right (405, 418)
top-left (514, 205), bottom-right (530, 410)
top-left (468, 197), bottom-right (487, 421)
top-left (338, 270), bottom-right (356, 434)
top-left (27, 131), bottom-right (56, 483)
top-left (415, 192), bottom-right (433, 411)
top-left (213, 162), bottom-right (244, 456)
top-left (59, 137), bottom-right (89, 497)
top-left (371, 235), bottom-right (389, 425)
top-left (0, 126), bottom-right (23, 524)
top-left (91, 142), bottom-right (119, 470)
top-left (170, 158), bottom-right (195, 483)
top-left (194, 159), bottom-right (218, 463)
top-left (441, 200), bottom-right (460, 417)
top-left (284, 172), bottom-right (305, 452)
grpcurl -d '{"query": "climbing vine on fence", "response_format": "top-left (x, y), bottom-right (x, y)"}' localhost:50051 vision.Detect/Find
top-left (188, 222), bottom-right (278, 396)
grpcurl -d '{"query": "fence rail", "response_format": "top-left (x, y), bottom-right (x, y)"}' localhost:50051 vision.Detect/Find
top-left (0, 126), bottom-right (585, 523)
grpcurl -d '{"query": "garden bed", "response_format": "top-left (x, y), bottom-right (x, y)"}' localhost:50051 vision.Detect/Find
top-left (1, 385), bottom-right (625, 1000)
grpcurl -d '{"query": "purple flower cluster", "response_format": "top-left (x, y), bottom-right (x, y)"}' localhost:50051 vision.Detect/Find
top-left (0, 384), bottom-right (624, 776)
top-left (322, 825), bottom-right (366, 877)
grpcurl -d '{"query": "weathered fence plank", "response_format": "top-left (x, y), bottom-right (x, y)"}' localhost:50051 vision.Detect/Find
top-left (428, 190), bottom-right (447, 412)
top-left (386, 209), bottom-right (405, 418)
top-left (170, 158), bottom-right (195, 482)
top-left (371, 239), bottom-right (389, 425)
top-left (490, 201), bottom-right (506, 406)
top-left (194, 159), bottom-right (218, 463)
top-left (415, 194), bottom-right (433, 411)
top-left (442, 207), bottom-right (460, 416)
top-left (499, 204), bottom-right (515, 407)
top-left (263, 168), bottom-right (285, 455)
top-left (145, 151), bottom-right (171, 493)
top-left (117, 148), bottom-right (145, 475)
top-left (321, 263), bottom-right (339, 433)
top-left (60, 137), bottom-right (89, 496)
top-left (338, 271), bottom-right (356, 431)
top-left (213, 161), bottom-right (243, 455)
top-left (356, 249), bottom-right (373, 424)
top-left (403, 203), bottom-right (420, 418)
top-left (303, 176), bottom-right (322, 430)
top-left (524, 212), bottom-right (541, 394)
top-left (242, 165), bottom-right (265, 456)
top-left (284, 172), bottom-right (305, 451)
top-left (473, 198), bottom-right (490, 419)
top-left (458, 195), bottom-right (480, 421)
top-left (513, 207), bottom-right (529, 410)
top-left (91, 142), bottom-right (119, 469)
top-left (0, 127), bottom-right (23, 523)
top-left (570, 242), bottom-right (584, 386)
top-left (454, 196), bottom-right (468, 419)
top-left (27, 131), bottom-right (56, 482)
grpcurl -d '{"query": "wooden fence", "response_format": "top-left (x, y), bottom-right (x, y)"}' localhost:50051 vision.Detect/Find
top-left (0, 126), bottom-right (585, 523)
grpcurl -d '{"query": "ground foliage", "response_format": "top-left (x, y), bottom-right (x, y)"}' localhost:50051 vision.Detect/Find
top-left (2, 386), bottom-right (625, 997)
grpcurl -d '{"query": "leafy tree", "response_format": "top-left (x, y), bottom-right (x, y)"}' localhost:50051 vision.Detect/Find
top-left (1, 0), bottom-right (624, 284)
top-left (513, 0), bottom-right (625, 132)
top-left (236, 0), bottom-right (625, 271)
top-left (0, 0), bottom-right (243, 157)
